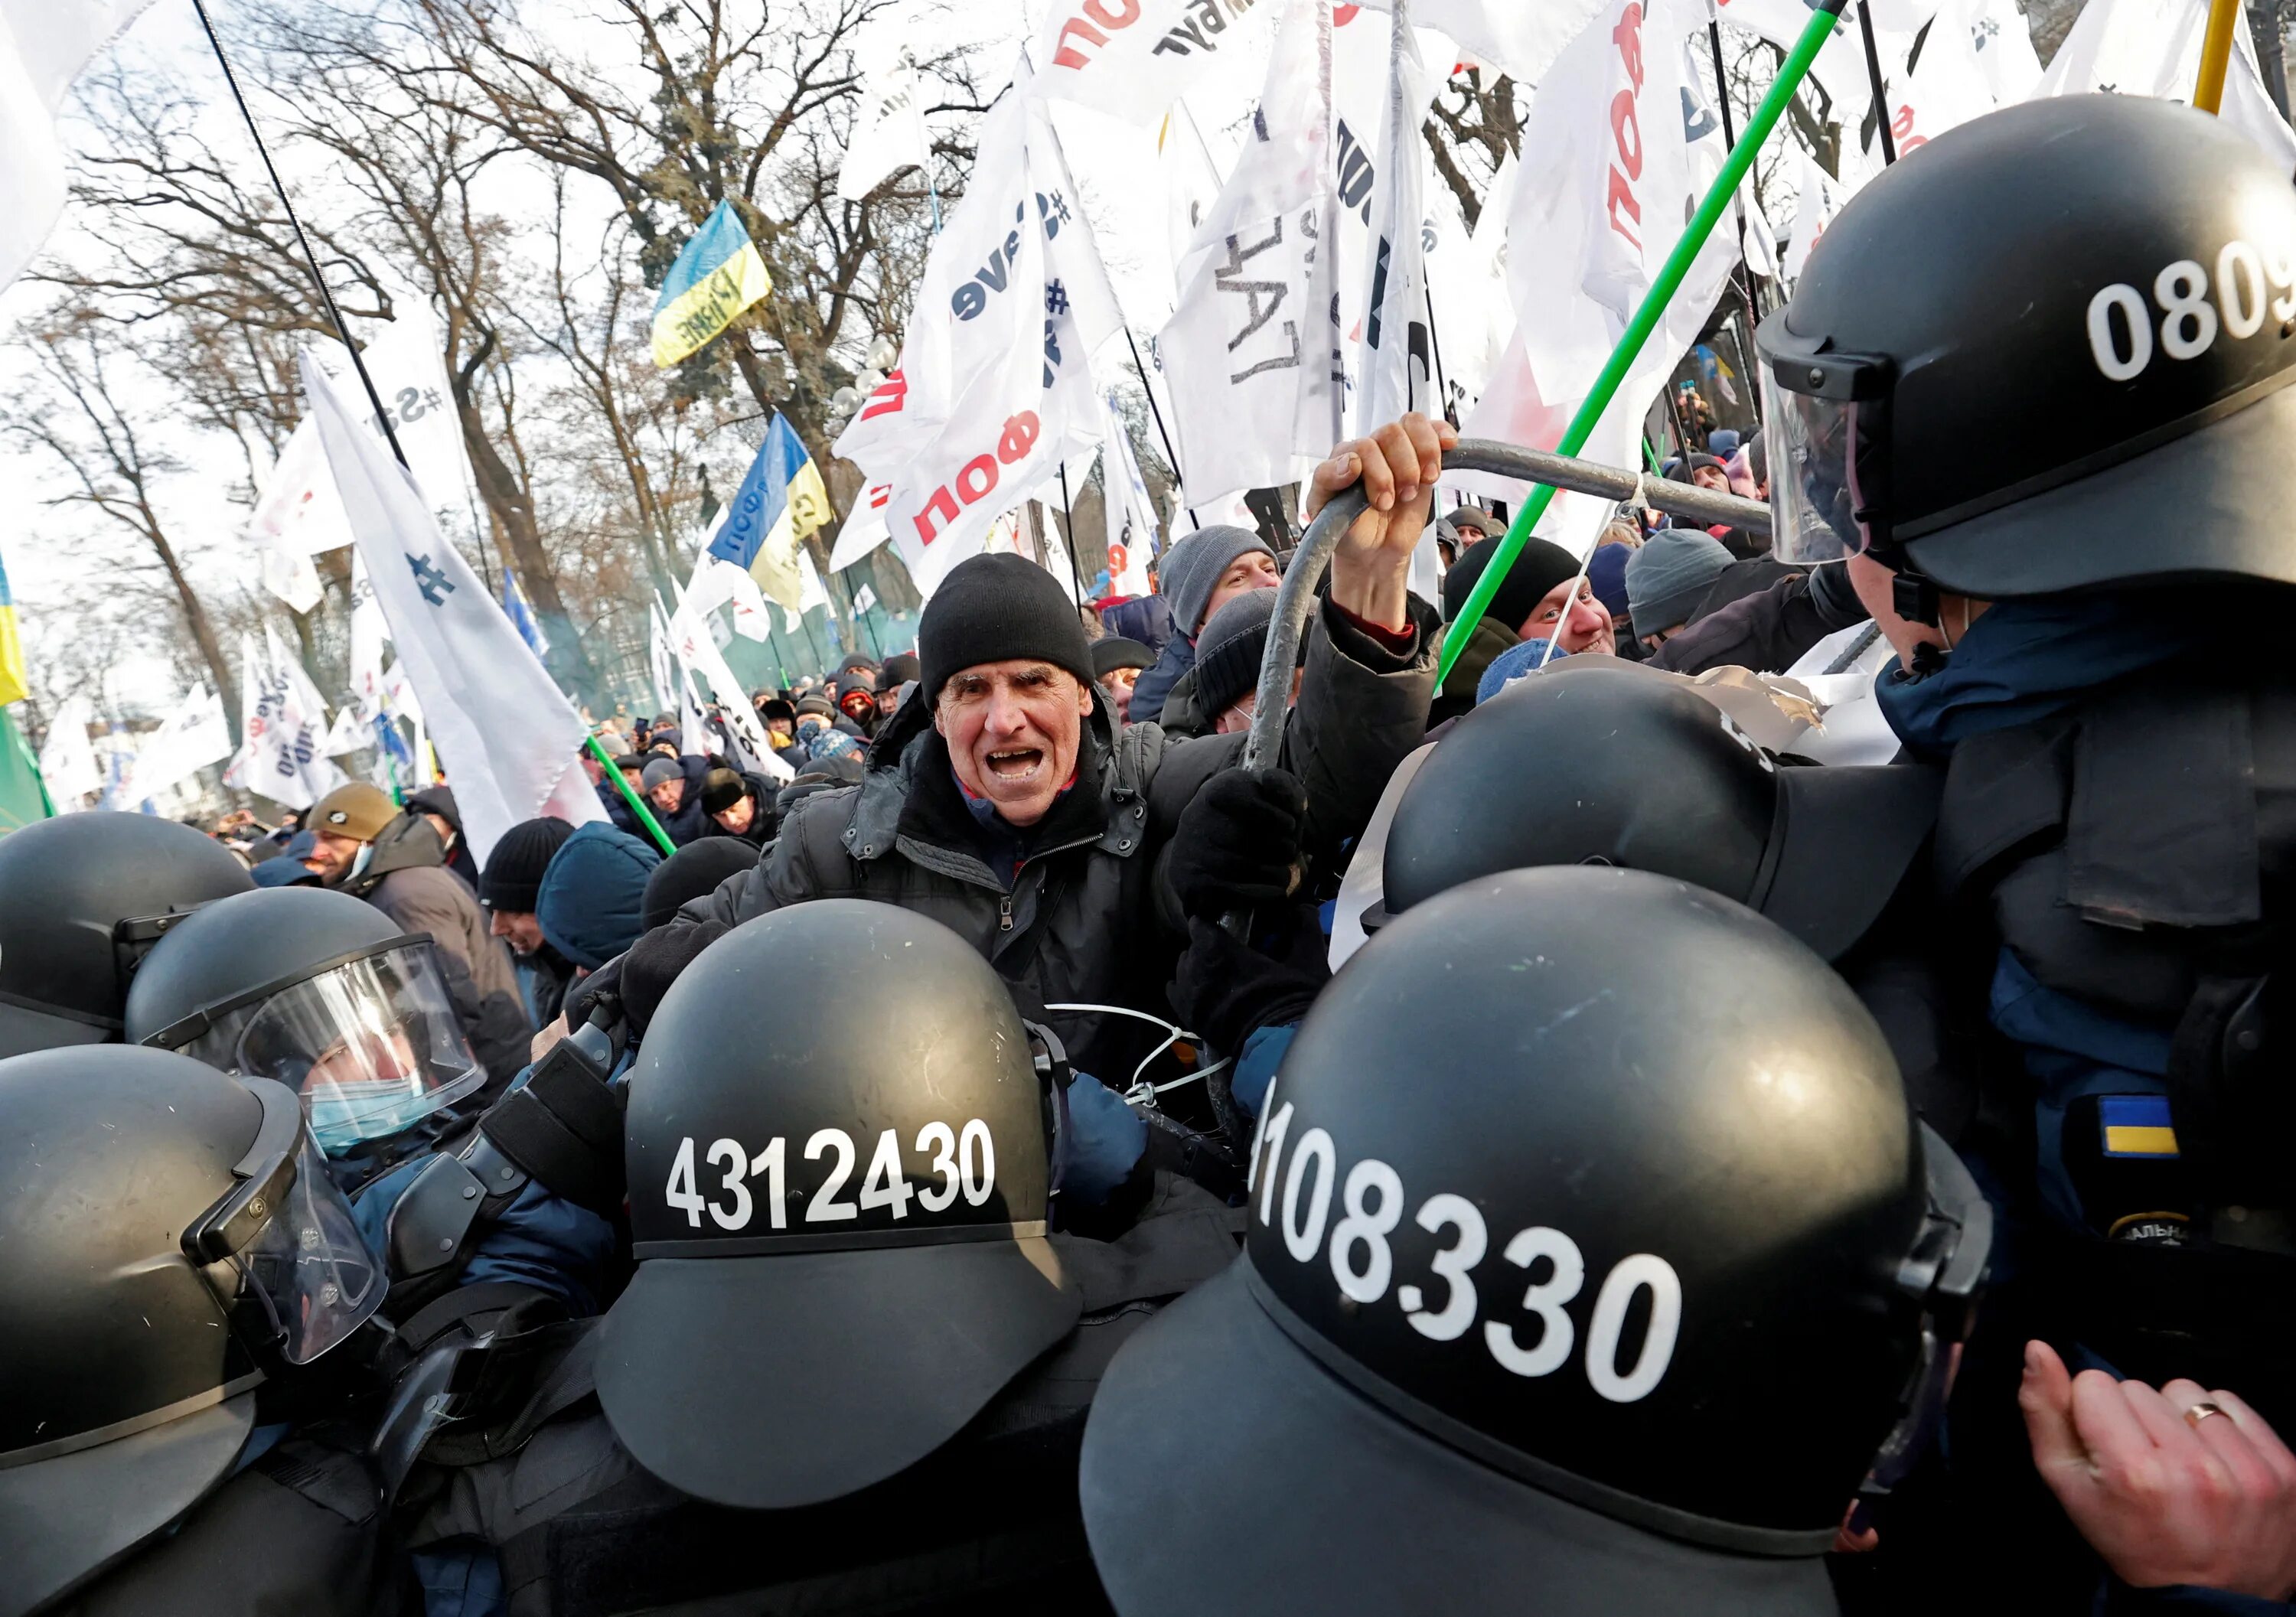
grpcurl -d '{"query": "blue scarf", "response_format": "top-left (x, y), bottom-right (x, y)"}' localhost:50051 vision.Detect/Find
top-left (1872, 590), bottom-right (2226, 762)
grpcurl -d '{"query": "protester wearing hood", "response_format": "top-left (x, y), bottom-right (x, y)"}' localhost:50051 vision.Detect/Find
top-left (481, 815), bottom-right (579, 1027)
top-left (700, 766), bottom-right (777, 847)
top-left (646, 726), bottom-right (683, 758)
top-left (586, 412), bottom-right (1453, 1085)
top-left (536, 822), bottom-right (660, 974)
top-left (406, 785), bottom-right (479, 894)
top-left (1625, 528), bottom-right (1736, 649)
top-left (639, 752), bottom-right (713, 847)
top-left (1434, 536), bottom-right (1613, 724)
top-left (302, 782), bottom-right (532, 1089)
top-left (1130, 525), bottom-right (1280, 727)
top-left (835, 664), bottom-right (881, 738)
top-left (1091, 637), bottom-right (1156, 725)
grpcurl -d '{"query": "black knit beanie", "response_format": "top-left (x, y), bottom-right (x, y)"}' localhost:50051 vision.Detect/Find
top-left (918, 553), bottom-right (1096, 702)
top-left (1192, 588), bottom-right (1287, 721)
top-left (700, 768), bottom-right (747, 816)
top-left (880, 651), bottom-right (921, 687)
top-left (1441, 536), bottom-right (1583, 634)
top-left (642, 838), bottom-right (758, 931)
top-left (480, 816), bottom-right (576, 913)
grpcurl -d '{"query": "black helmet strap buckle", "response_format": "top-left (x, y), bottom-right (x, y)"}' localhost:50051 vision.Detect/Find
top-left (1023, 1020), bottom-right (1075, 1198)
top-left (1867, 1123), bottom-right (1993, 1493)
top-left (1892, 571), bottom-right (1942, 628)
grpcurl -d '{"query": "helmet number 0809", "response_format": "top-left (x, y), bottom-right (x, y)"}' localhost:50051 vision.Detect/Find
top-left (2086, 242), bottom-right (2296, 381)
top-left (664, 1121), bottom-right (996, 1232)
top-left (1254, 1100), bottom-right (1683, 1403)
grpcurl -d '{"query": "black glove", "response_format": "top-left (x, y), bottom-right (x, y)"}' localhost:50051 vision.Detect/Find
top-left (1166, 766), bottom-right (1308, 921)
top-left (1169, 918), bottom-right (1325, 1056)
top-left (618, 918), bottom-right (732, 1036)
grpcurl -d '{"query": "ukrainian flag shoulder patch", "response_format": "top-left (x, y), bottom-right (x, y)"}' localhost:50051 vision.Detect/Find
top-left (2099, 1094), bottom-right (2180, 1159)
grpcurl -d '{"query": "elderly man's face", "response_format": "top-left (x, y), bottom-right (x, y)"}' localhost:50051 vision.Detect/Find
top-left (1521, 575), bottom-right (1616, 657)
top-left (1200, 551), bottom-right (1281, 632)
top-left (1691, 464), bottom-right (1730, 494)
top-left (649, 778), bottom-right (685, 814)
top-left (714, 794), bottom-right (757, 834)
top-left (934, 660), bottom-right (1091, 829)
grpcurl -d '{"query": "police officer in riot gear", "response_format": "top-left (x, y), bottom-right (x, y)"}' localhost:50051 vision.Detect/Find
top-left (0, 810), bottom-right (253, 1058)
top-left (1755, 92), bottom-right (2296, 1604)
top-left (1084, 866), bottom-right (1989, 1615)
top-left (125, 885), bottom-right (621, 1336)
top-left (396, 899), bottom-right (1238, 1614)
top-left (0, 1045), bottom-right (400, 1616)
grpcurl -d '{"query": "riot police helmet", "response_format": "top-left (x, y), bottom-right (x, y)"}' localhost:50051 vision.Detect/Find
top-left (1377, 661), bottom-right (1939, 961)
top-left (598, 899), bottom-right (1080, 1510)
top-left (0, 811), bottom-right (253, 1058)
top-left (1080, 867), bottom-right (1988, 1616)
top-left (1759, 95), bottom-right (2296, 601)
top-left (0, 1046), bottom-right (384, 1615)
top-left (124, 886), bottom-right (487, 1160)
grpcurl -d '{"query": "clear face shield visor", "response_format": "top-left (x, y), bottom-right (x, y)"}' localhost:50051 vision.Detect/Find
top-left (181, 1077), bottom-right (386, 1364)
top-left (159, 941), bottom-right (485, 1156)
top-left (1755, 315), bottom-right (1896, 567)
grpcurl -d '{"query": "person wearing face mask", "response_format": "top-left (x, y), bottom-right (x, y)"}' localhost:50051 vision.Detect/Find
top-left (570, 415), bottom-right (1454, 1092)
top-left (1128, 526), bottom-right (1284, 729)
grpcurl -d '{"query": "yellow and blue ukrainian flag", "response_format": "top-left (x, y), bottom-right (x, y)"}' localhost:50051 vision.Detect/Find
top-left (0, 543), bottom-right (29, 709)
top-left (651, 200), bottom-right (775, 369)
top-left (708, 414), bottom-right (833, 592)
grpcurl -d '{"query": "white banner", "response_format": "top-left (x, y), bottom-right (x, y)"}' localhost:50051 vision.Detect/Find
top-left (2031, 0), bottom-right (2296, 170)
top-left (1029, 0), bottom-right (1272, 128)
top-left (125, 683), bottom-right (232, 801)
top-left (303, 350), bottom-right (599, 863)
top-left (1461, 0), bottom-right (1738, 552)
top-left (839, 47), bottom-right (934, 201)
top-left (672, 556), bottom-right (796, 781)
top-left (1352, 0), bottom-right (1606, 82)
top-left (37, 693), bottom-right (99, 808)
top-left (0, 0), bottom-right (161, 290)
top-left (1160, 0), bottom-right (1344, 507)
top-left (1101, 390), bottom-right (1162, 595)
top-left (222, 628), bottom-right (347, 810)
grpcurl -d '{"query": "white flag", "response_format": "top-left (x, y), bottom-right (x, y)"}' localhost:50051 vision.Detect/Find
top-left (302, 350), bottom-right (599, 864)
top-left (841, 89), bottom-right (1120, 601)
top-left (2030, 0), bottom-right (2296, 171)
top-left (854, 583), bottom-right (880, 613)
top-left (1350, 0), bottom-right (1434, 435)
top-left (221, 628), bottom-right (346, 810)
top-left (0, 0), bottom-right (161, 290)
top-left (127, 683), bottom-right (232, 800)
top-left (309, 305), bottom-right (481, 552)
top-left (667, 572), bottom-right (795, 783)
top-left (1352, 0), bottom-right (1606, 83)
top-left (1101, 390), bottom-right (1163, 596)
top-left (1029, 0), bottom-right (1271, 128)
top-left (840, 48), bottom-right (934, 201)
top-left (828, 482), bottom-right (895, 570)
top-left (1461, 0), bottom-right (1739, 552)
top-left (1160, 0), bottom-right (1345, 508)
top-left (36, 694), bottom-right (99, 807)
top-left (1783, 144), bottom-right (1847, 283)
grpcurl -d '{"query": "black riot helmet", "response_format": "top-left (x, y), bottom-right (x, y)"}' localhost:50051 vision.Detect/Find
top-left (0, 812), bottom-right (253, 1058)
top-left (1081, 868), bottom-right (1989, 1617)
top-left (123, 887), bottom-right (487, 1162)
top-left (0, 1047), bottom-right (384, 1617)
top-left (598, 899), bottom-right (1080, 1511)
top-left (1377, 661), bottom-right (1939, 961)
top-left (1759, 95), bottom-right (2296, 605)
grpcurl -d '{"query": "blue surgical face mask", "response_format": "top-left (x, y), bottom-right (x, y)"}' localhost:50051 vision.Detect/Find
top-left (305, 1078), bottom-right (442, 1156)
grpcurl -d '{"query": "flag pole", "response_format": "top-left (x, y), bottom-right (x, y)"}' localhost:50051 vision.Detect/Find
top-left (1437, 0), bottom-right (1849, 684)
top-left (1854, 0), bottom-right (1900, 165)
top-left (2194, 0), bottom-right (2243, 112)
top-left (191, 0), bottom-right (410, 471)
top-left (585, 732), bottom-right (676, 856)
top-left (1056, 464), bottom-right (1092, 605)
top-left (1123, 329), bottom-right (1202, 531)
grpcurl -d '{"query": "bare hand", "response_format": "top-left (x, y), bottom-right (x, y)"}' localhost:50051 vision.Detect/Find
top-left (2021, 1339), bottom-right (2296, 1598)
top-left (530, 1013), bottom-right (571, 1064)
top-left (1307, 412), bottom-right (1456, 632)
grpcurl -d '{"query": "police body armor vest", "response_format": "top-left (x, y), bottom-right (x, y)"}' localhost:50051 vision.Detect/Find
top-left (400, 1176), bottom-right (1241, 1617)
top-left (47, 1426), bottom-right (406, 1617)
top-left (1934, 663), bottom-right (2296, 1418)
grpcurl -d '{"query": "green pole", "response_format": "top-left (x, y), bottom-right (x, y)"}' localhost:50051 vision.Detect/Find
top-left (1641, 436), bottom-right (1665, 474)
top-left (1437, 0), bottom-right (1845, 684)
top-left (587, 732), bottom-right (677, 856)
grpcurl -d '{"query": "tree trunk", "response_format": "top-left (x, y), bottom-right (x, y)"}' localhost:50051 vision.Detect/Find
top-left (143, 505), bottom-right (240, 740)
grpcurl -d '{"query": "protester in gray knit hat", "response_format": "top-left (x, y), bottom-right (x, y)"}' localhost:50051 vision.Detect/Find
top-left (1131, 525), bottom-right (1281, 727)
top-left (1625, 529), bottom-right (1735, 647)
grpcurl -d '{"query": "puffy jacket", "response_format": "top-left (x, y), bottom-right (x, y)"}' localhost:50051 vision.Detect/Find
top-left (660, 598), bottom-right (1440, 1081)
top-left (1100, 593), bottom-right (1176, 656)
top-left (536, 823), bottom-right (660, 972)
top-left (1154, 663), bottom-right (1213, 738)
top-left (343, 815), bottom-right (532, 1091)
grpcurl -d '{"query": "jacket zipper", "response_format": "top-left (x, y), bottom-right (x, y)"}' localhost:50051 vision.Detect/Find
top-left (999, 894), bottom-right (1013, 932)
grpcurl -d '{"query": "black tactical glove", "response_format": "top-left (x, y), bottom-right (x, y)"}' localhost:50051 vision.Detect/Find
top-left (1166, 765), bottom-right (1308, 921)
top-left (1169, 918), bottom-right (1326, 1056)
top-left (616, 917), bottom-right (732, 1037)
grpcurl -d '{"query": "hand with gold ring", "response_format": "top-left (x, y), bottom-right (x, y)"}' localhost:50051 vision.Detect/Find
top-left (2020, 1340), bottom-right (2296, 1598)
